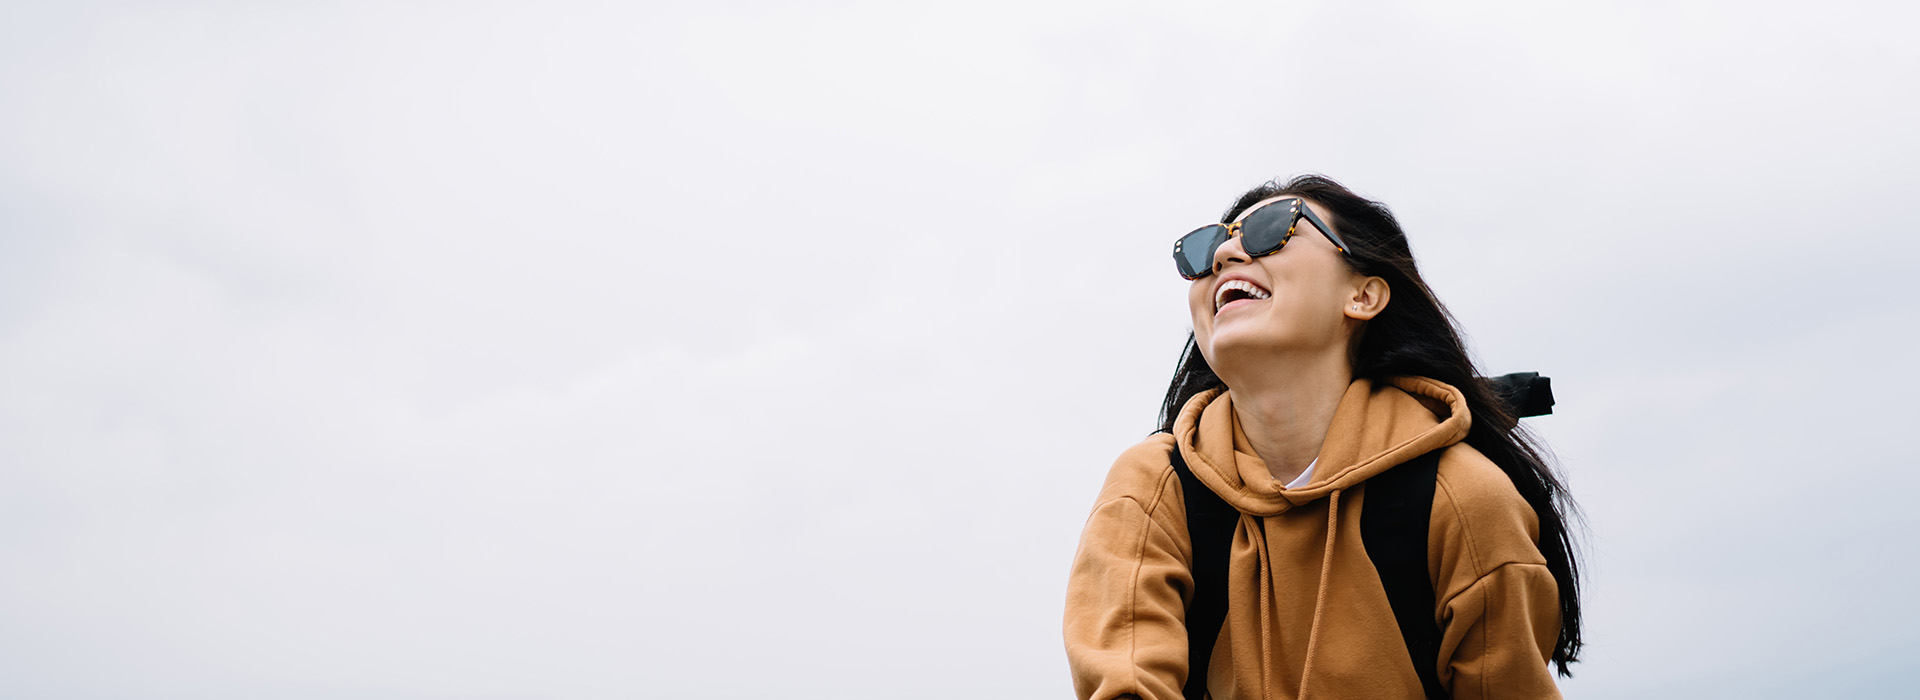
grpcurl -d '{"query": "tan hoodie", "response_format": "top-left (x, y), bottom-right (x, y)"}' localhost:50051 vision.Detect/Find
top-left (1064, 377), bottom-right (1562, 700)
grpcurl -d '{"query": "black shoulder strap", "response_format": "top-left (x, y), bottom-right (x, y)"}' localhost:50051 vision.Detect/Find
top-left (1361, 451), bottom-right (1449, 700)
top-left (1169, 444), bottom-right (1236, 700)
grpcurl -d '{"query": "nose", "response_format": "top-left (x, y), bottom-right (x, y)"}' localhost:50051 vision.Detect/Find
top-left (1211, 229), bottom-right (1250, 275)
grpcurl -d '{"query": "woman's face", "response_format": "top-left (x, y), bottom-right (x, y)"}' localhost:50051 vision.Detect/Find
top-left (1187, 196), bottom-right (1381, 374)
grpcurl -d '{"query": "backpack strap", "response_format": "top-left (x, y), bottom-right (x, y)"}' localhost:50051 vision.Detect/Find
top-left (1361, 450), bottom-right (1450, 700)
top-left (1169, 445), bottom-right (1237, 700)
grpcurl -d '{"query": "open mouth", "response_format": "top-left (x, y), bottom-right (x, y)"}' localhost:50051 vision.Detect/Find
top-left (1214, 279), bottom-right (1271, 313)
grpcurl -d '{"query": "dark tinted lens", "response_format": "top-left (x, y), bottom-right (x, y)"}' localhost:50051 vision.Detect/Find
top-left (1238, 200), bottom-right (1298, 256)
top-left (1174, 225), bottom-right (1228, 279)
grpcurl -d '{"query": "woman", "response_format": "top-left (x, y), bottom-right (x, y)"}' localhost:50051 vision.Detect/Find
top-left (1063, 175), bottom-right (1581, 700)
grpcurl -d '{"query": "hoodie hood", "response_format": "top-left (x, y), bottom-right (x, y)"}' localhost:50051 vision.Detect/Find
top-left (1173, 376), bottom-right (1472, 516)
top-left (1171, 376), bottom-right (1478, 698)
top-left (1067, 373), bottom-right (1564, 700)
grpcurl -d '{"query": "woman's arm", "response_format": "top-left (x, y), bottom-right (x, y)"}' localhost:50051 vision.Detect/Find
top-left (1064, 442), bottom-right (1194, 700)
top-left (1430, 448), bottom-right (1564, 699)
top-left (1435, 562), bottom-right (1562, 699)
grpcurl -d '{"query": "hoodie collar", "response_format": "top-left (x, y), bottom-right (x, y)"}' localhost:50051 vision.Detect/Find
top-left (1173, 376), bottom-right (1473, 516)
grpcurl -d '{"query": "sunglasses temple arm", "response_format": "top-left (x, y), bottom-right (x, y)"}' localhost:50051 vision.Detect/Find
top-left (1299, 207), bottom-right (1351, 253)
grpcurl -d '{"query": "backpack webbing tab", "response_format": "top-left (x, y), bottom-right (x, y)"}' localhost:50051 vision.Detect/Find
top-left (1169, 445), bottom-right (1236, 700)
top-left (1360, 451), bottom-right (1450, 700)
top-left (1488, 372), bottom-right (1555, 419)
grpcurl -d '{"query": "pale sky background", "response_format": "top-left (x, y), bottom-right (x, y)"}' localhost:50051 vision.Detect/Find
top-left (2, 1), bottom-right (1917, 698)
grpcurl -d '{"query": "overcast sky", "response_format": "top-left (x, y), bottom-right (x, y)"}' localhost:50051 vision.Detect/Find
top-left (2, 1), bottom-right (1917, 698)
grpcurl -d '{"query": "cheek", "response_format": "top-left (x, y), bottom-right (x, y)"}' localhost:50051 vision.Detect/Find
top-left (1248, 264), bottom-right (1344, 337)
top-left (1270, 272), bottom-right (1352, 334)
top-left (1187, 284), bottom-right (1220, 351)
top-left (1188, 284), bottom-right (1213, 323)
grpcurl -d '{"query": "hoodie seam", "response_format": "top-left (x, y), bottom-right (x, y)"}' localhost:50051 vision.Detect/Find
top-left (1438, 561), bottom-right (1550, 699)
top-left (1437, 561), bottom-right (1549, 609)
top-left (1140, 465), bottom-right (1188, 565)
top-left (1139, 464), bottom-right (1201, 695)
top-left (1104, 468), bottom-right (1187, 699)
top-left (1434, 469), bottom-right (1488, 575)
top-left (1110, 494), bottom-right (1152, 697)
top-left (1144, 464), bottom-right (1179, 517)
top-left (1477, 577), bottom-right (1489, 700)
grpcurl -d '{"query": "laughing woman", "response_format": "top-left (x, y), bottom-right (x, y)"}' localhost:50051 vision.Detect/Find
top-left (1064, 176), bottom-right (1581, 700)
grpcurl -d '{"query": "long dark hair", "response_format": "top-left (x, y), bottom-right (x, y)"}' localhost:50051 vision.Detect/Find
top-left (1155, 174), bottom-right (1584, 674)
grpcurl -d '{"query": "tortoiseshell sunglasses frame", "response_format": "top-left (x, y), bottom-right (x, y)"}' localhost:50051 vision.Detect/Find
top-left (1173, 197), bottom-right (1352, 280)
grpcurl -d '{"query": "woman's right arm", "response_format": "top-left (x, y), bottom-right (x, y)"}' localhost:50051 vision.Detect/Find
top-left (1064, 440), bottom-right (1195, 700)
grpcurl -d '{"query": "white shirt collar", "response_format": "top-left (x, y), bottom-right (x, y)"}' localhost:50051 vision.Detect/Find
top-left (1284, 458), bottom-right (1318, 490)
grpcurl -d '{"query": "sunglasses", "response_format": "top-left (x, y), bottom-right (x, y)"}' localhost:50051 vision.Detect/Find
top-left (1173, 198), bottom-right (1352, 280)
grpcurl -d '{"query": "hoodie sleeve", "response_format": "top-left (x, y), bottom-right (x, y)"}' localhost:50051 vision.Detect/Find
top-left (1064, 443), bottom-right (1193, 700)
top-left (1435, 562), bottom-right (1562, 700)
top-left (1430, 449), bottom-right (1563, 699)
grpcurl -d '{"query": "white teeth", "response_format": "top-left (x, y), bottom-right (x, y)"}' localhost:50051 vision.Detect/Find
top-left (1214, 279), bottom-right (1272, 311)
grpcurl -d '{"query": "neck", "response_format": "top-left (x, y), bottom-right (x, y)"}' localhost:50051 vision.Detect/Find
top-left (1216, 348), bottom-right (1353, 485)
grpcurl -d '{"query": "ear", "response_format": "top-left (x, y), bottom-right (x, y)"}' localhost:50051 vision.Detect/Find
top-left (1344, 276), bottom-right (1390, 320)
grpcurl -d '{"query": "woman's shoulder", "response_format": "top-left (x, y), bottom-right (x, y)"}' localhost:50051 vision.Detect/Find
top-left (1089, 432), bottom-right (1183, 517)
top-left (1430, 442), bottom-right (1548, 574)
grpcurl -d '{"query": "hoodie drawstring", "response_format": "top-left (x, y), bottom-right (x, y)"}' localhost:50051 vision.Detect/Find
top-left (1296, 489), bottom-right (1342, 700)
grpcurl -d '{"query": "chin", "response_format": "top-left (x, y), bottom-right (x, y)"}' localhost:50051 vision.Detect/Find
top-left (1202, 325), bottom-right (1274, 363)
top-left (1206, 318), bottom-right (1313, 362)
